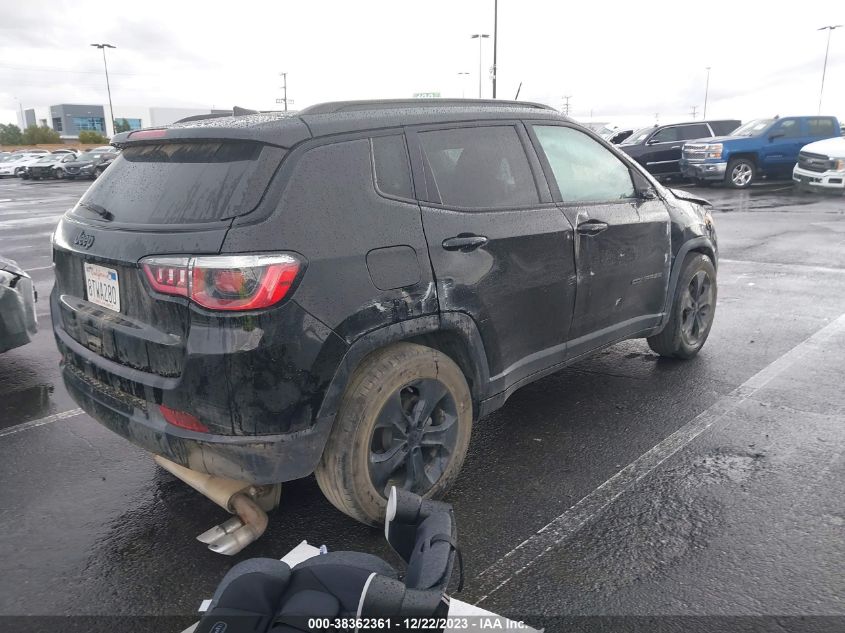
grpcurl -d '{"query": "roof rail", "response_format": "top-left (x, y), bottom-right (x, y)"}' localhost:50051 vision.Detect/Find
top-left (299, 99), bottom-right (557, 115)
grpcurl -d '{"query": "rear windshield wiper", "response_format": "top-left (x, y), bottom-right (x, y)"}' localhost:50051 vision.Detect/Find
top-left (77, 201), bottom-right (114, 221)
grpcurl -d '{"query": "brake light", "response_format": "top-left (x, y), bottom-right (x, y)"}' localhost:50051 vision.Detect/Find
top-left (159, 405), bottom-right (209, 433)
top-left (128, 129), bottom-right (167, 140)
top-left (140, 254), bottom-right (301, 311)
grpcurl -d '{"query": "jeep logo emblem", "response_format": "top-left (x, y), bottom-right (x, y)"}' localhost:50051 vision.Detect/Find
top-left (74, 231), bottom-right (95, 249)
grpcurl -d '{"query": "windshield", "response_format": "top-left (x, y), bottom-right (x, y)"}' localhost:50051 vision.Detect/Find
top-left (77, 152), bottom-right (104, 161)
top-left (731, 119), bottom-right (774, 137)
top-left (73, 141), bottom-right (285, 225)
top-left (37, 156), bottom-right (58, 163)
top-left (621, 127), bottom-right (655, 145)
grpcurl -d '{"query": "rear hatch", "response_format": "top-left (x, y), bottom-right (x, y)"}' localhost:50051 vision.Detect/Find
top-left (53, 139), bottom-right (286, 386)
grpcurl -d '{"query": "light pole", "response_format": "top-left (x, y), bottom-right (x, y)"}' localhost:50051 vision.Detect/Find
top-left (471, 34), bottom-right (490, 98)
top-left (91, 43), bottom-right (116, 136)
top-left (279, 72), bottom-right (288, 111)
top-left (703, 66), bottom-right (711, 119)
top-left (818, 25), bottom-right (842, 114)
top-left (458, 72), bottom-right (470, 98)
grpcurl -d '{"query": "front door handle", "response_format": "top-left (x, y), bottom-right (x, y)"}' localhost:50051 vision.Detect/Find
top-left (577, 220), bottom-right (609, 236)
top-left (671, 145), bottom-right (681, 149)
top-left (442, 234), bottom-right (489, 252)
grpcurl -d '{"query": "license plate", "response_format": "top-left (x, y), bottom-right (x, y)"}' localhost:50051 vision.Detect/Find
top-left (84, 263), bottom-right (121, 312)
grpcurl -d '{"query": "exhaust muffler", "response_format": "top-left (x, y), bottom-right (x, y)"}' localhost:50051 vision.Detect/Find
top-left (154, 455), bottom-right (281, 555)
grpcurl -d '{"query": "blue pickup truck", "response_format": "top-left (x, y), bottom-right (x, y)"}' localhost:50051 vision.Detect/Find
top-left (680, 116), bottom-right (841, 188)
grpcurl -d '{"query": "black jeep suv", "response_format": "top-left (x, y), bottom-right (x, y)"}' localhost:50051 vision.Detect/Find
top-left (51, 99), bottom-right (718, 525)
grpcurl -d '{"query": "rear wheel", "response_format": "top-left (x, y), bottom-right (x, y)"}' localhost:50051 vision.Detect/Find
top-left (647, 253), bottom-right (717, 359)
top-left (316, 343), bottom-right (473, 525)
top-left (727, 158), bottom-right (755, 189)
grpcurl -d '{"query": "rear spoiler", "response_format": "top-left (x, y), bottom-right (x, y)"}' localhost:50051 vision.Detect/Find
top-left (111, 109), bottom-right (310, 150)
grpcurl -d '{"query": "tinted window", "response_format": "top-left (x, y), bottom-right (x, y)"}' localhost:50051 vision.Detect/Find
top-left (651, 127), bottom-right (679, 143)
top-left (679, 124), bottom-right (711, 140)
top-left (534, 125), bottom-right (635, 204)
top-left (773, 119), bottom-right (802, 138)
top-left (418, 126), bottom-right (539, 208)
top-left (808, 117), bottom-right (836, 137)
top-left (73, 141), bottom-right (284, 224)
top-left (372, 135), bottom-right (413, 198)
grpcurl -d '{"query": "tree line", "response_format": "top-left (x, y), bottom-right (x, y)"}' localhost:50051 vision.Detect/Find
top-left (0, 123), bottom-right (109, 145)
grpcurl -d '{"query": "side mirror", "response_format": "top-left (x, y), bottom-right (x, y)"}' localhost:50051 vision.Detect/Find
top-left (769, 132), bottom-right (785, 141)
top-left (639, 187), bottom-right (658, 200)
top-left (646, 137), bottom-right (662, 145)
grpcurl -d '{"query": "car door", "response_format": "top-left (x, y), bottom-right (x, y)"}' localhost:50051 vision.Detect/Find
top-left (528, 123), bottom-right (671, 358)
top-left (640, 126), bottom-right (682, 176)
top-left (759, 118), bottom-right (805, 174)
top-left (408, 123), bottom-right (577, 392)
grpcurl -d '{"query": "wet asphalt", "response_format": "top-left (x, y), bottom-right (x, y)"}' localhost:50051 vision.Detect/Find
top-left (0, 177), bottom-right (843, 631)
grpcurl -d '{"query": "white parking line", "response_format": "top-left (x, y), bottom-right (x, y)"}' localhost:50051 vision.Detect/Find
top-left (720, 258), bottom-right (845, 275)
top-left (474, 312), bottom-right (845, 603)
top-left (0, 408), bottom-right (84, 439)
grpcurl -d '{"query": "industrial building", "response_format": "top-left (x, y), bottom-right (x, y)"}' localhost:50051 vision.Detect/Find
top-left (18, 104), bottom-right (227, 140)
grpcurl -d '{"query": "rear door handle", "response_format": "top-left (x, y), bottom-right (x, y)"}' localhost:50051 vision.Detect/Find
top-left (671, 145), bottom-right (681, 149)
top-left (577, 220), bottom-right (609, 236)
top-left (442, 234), bottom-right (488, 252)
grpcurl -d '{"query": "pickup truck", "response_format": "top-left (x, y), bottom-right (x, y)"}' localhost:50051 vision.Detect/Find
top-left (680, 116), bottom-right (841, 188)
top-left (793, 136), bottom-right (845, 193)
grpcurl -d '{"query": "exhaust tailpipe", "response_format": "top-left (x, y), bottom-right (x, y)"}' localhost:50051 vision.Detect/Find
top-left (154, 456), bottom-right (280, 555)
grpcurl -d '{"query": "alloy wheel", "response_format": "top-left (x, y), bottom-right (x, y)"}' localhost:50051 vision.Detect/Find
top-left (731, 163), bottom-right (753, 187)
top-left (368, 379), bottom-right (459, 496)
top-left (680, 270), bottom-right (714, 347)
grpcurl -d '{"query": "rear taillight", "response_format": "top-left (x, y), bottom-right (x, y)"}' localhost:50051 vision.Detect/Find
top-left (140, 254), bottom-right (301, 311)
top-left (142, 256), bottom-right (190, 297)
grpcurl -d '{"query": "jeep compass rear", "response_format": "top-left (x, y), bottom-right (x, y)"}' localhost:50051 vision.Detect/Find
top-left (50, 122), bottom-right (342, 485)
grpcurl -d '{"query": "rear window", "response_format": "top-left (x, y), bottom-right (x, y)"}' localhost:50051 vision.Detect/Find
top-left (72, 141), bottom-right (284, 225)
top-left (808, 117), bottom-right (837, 138)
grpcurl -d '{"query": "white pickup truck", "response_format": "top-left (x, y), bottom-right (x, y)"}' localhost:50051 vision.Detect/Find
top-left (794, 136), bottom-right (845, 192)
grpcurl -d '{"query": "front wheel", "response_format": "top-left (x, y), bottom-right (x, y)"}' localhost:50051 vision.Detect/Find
top-left (55, 169), bottom-right (65, 179)
top-left (316, 343), bottom-right (473, 525)
top-left (727, 158), bottom-right (755, 189)
top-left (93, 167), bottom-right (104, 179)
top-left (647, 253), bottom-right (717, 359)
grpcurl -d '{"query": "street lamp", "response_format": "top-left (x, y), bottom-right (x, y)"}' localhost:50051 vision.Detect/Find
top-left (817, 25), bottom-right (842, 114)
top-left (703, 66), bottom-right (711, 119)
top-left (470, 34), bottom-right (490, 98)
top-left (457, 72), bottom-right (470, 98)
top-left (91, 43), bottom-right (116, 136)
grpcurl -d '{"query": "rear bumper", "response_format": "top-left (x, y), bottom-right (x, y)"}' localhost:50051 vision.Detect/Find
top-left (680, 160), bottom-right (727, 181)
top-left (61, 358), bottom-right (334, 483)
top-left (792, 165), bottom-right (845, 191)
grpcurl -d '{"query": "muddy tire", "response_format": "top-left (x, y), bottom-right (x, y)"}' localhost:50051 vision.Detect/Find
top-left (315, 343), bottom-right (472, 525)
top-left (647, 253), bottom-right (717, 359)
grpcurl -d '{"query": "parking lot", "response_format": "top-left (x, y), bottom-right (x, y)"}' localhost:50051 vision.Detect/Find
top-left (1, 176), bottom-right (843, 631)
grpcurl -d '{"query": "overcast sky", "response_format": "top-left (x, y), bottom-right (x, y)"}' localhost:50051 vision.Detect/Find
top-left (1, 0), bottom-right (843, 129)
